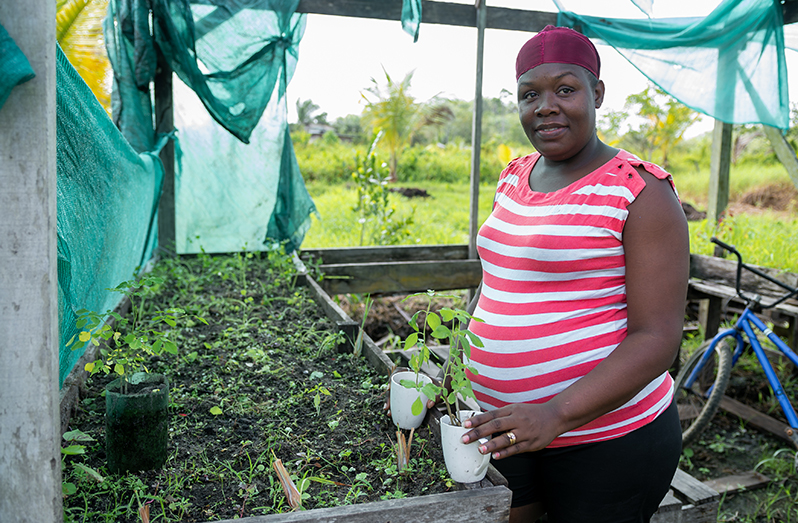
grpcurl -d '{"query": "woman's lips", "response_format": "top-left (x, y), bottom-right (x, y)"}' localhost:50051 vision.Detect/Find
top-left (535, 125), bottom-right (567, 139)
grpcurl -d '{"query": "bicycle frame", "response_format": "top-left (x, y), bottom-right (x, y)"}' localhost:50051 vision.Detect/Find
top-left (686, 306), bottom-right (798, 446)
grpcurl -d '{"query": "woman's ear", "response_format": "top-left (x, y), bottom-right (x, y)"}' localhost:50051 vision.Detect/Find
top-left (594, 79), bottom-right (606, 109)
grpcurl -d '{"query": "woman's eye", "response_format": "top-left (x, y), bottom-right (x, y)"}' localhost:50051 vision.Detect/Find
top-left (559, 87), bottom-right (574, 95)
top-left (523, 91), bottom-right (537, 100)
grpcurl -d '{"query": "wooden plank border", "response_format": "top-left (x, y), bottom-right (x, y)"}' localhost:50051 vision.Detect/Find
top-left (214, 486), bottom-right (512, 523)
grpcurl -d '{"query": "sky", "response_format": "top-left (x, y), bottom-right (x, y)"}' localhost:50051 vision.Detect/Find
top-left (286, 0), bottom-right (798, 139)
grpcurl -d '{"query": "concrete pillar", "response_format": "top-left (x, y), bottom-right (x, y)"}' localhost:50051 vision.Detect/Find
top-left (0, 0), bottom-right (62, 521)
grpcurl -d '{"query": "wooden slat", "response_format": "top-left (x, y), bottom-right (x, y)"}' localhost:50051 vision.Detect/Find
top-left (690, 254), bottom-right (798, 299)
top-left (300, 244), bottom-right (470, 265)
top-left (707, 121), bottom-right (732, 225)
top-left (302, 276), bottom-right (395, 375)
top-left (155, 46), bottom-right (175, 250)
top-left (671, 468), bottom-right (719, 505)
top-left (214, 486), bottom-right (511, 522)
top-left (652, 492), bottom-right (682, 518)
top-left (296, 0), bottom-right (557, 32)
top-left (719, 395), bottom-right (795, 443)
top-left (703, 471), bottom-right (770, 495)
top-left (318, 259), bottom-right (483, 296)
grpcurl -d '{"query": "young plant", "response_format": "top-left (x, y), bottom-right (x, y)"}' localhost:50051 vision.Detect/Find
top-left (399, 290), bottom-right (483, 426)
top-left (67, 276), bottom-right (207, 394)
top-left (61, 429), bottom-right (104, 497)
top-left (351, 131), bottom-right (414, 246)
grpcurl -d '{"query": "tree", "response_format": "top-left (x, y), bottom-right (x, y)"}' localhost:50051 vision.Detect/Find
top-left (294, 98), bottom-right (329, 131)
top-left (624, 85), bottom-right (700, 169)
top-left (57, 0), bottom-right (112, 114)
top-left (361, 69), bottom-right (451, 181)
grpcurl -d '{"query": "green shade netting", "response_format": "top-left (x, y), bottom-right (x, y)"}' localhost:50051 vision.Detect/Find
top-left (0, 23), bottom-right (35, 110)
top-left (402, 0), bottom-right (422, 42)
top-left (556, 0), bottom-right (789, 129)
top-left (105, 0), bottom-right (316, 254)
top-left (56, 44), bottom-right (163, 386)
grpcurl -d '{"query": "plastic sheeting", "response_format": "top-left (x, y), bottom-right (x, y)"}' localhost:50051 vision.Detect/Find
top-left (0, 23), bottom-right (35, 110)
top-left (557, 0), bottom-right (789, 129)
top-left (104, 0), bottom-right (317, 254)
top-left (56, 45), bottom-right (163, 385)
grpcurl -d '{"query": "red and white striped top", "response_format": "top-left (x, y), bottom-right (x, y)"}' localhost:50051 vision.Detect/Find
top-left (468, 149), bottom-right (675, 448)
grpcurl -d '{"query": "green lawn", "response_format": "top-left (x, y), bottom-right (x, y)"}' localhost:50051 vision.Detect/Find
top-left (302, 180), bottom-right (798, 273)
top-left (302, 181), bottom-right (496, 248)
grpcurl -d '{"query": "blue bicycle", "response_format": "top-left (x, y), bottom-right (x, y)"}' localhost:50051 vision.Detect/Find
top-left (674, 237), bottom-right (798, 457)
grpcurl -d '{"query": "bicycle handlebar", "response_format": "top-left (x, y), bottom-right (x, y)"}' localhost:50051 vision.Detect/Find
top-left (710, 236), bottom-right (798, 309)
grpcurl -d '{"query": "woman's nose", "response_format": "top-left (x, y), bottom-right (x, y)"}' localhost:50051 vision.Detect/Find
top-left (536, 92), bottom-right (558, 116)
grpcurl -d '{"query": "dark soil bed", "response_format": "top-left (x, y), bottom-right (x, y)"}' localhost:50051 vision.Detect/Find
top-left (62, 251), bottom-right (453, 522)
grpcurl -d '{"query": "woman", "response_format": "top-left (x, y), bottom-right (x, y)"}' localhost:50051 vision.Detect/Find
top-left (458, 26), bottom-right (689, 522)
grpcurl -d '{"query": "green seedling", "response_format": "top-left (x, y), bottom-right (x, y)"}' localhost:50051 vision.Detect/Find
top-left (399, 290), bottom-right (483, 426)
top-left (67, 276), bottom-right (207, 394)
top-left (61, 429), bottom-right (104, 497)
top-left (351, 131), bottom-right (414, 246)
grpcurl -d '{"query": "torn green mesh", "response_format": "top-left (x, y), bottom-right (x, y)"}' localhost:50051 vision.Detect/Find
top-left (557, 0), bottom-right (789, 129)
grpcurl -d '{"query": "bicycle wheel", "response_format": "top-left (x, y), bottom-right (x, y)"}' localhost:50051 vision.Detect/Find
top-left (673, 339), bottom-right (733, 445)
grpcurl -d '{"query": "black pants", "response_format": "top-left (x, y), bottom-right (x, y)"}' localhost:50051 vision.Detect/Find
top-left (491, 400), bottom-right (682, 523)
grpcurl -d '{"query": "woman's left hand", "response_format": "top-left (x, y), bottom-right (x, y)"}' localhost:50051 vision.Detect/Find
top-left (460, 402), bottom-right (562, 459)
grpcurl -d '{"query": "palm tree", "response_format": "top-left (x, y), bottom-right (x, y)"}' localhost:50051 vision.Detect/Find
top-left (56, 0), bottom-right (112, 114)
top-left (361, 69), bottom-right (451, 182)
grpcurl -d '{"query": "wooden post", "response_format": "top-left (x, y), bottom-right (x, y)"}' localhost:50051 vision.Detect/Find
top-left (707, 120), bottom-right (732, 227)
top-left (0, 1), bottom-right (62, 521)
top-left (466, 0), bottom-right (486, 301)
top-left (155, 45), bottom-right (175, 252)
top-left (468, 0), bottom-right (486, 261)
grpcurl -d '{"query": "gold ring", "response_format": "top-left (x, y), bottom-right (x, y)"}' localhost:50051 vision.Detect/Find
top-left (506, 431), bottom-right (517, 446)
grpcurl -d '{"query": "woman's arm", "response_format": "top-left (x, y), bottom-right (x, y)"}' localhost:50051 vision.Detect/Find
top-left (461, 169), bottom-right (689, 456)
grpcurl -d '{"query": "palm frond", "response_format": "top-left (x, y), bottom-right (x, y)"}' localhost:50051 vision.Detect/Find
top-left (57, 0), bottom-right (112, 114)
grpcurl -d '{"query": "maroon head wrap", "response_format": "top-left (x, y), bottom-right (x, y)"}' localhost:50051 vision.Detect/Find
top-left (515, 25), bottom-right (600, 81)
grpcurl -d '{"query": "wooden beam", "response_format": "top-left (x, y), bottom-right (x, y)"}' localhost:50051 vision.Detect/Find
top-left (719, 395), bottom-right (795, 444)
top-left (468, 0), bottom-right (486, 261)
top-left (0, 0), bottom-right (63, 518)
top-left (296, 0), bottom-right (557, 31)
top-left (155, 45), bottom-right (175, 252)
top-left (703, 472), bottom-right (770, 496)
top-left (316, 259), bottom-right (483, 295)
top-left (300, 244), bottom-right (470, 264)
top-left (214, 486), bottom-right (512, 522)
top-left (689, 253), bottom-right (798, 297)
top-left (707, 120), bottom-right (732, 226)
top-left (302, 276), bottom-right (395, 375)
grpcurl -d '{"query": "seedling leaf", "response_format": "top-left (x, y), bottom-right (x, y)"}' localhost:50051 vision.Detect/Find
top-left (411, 396), bottom-right (424, 416)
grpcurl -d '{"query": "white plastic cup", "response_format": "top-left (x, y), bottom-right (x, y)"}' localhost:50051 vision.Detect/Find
top-left (389, 370), bottom-right (432, 430)
top-left (440, 410), bottom-right (491, 483)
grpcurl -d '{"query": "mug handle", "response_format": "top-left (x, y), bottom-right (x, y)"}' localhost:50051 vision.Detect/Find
top-left (474, 437), bottom-right (491, 477)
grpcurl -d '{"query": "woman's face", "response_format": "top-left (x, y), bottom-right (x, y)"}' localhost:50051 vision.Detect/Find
top-left (517, 62), bottom-right (604, 162)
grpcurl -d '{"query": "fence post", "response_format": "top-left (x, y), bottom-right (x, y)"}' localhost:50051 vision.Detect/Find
top-left (0, 1), bottom-right (62, 521)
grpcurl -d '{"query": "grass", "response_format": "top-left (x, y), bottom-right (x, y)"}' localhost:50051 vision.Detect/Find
top-left (688, 212), bottom-right (798, 273)
top-left (303, 179), bottom-right (798, 274)
top-left (674, 163), bottom-right (795, 208)
top-left (303, 181), bottom-right (495, 248)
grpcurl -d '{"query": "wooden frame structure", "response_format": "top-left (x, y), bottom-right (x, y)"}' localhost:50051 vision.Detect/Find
top-left (156, 0), bottom-right (798, 261)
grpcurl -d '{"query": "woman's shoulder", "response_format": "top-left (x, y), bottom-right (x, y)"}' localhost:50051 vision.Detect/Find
top-left (507, 152), bottom-right (539, 171)
top-left (615, 149), bottom-right (671, 182)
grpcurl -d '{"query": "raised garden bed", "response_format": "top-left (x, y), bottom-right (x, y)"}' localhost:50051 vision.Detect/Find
top-left (59, 249), bottom-right (509, 522)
